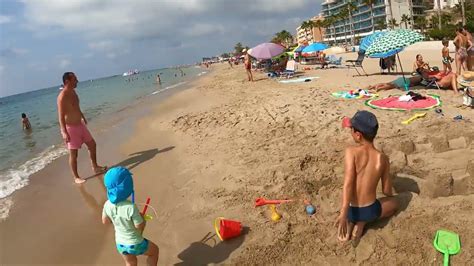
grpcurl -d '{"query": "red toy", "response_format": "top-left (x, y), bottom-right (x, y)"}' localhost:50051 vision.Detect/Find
top-left (254, 197), bottom-right (293, 207)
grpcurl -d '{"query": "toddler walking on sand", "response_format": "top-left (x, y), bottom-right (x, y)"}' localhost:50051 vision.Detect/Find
top-left (335, 111), bottom-right (399, 242)
top-left (102, 167), bottom-right (159, 266)
top-left (442, 40), bottom-right (453, 73)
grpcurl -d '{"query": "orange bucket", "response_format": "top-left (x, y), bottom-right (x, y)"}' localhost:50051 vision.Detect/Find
top-left (214, 217), bottom-right (242, 241)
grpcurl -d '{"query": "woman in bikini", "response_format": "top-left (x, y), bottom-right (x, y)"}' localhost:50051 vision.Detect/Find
top-left (454, 27), bottom-right (473, 74)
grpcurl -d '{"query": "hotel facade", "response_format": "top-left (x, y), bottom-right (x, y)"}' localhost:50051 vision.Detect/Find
top-left (321, 0), bottom-right (428, 43)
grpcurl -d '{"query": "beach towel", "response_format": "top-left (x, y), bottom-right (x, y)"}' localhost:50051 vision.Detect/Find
top-left (365, 94), bottom-right (441, 111)
top-left (332, 89), bottom-right (377, 99)
top-left (278, 76), bottom-right (319, 84)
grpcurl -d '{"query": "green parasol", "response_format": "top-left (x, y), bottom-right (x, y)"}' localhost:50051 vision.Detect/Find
top-left (365, 30), bottom-right (424, 90)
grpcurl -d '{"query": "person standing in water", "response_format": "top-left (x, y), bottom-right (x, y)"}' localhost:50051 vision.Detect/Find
top-left (57, 72), bottom-right (107, 184)
top-left (21, 113), bottom-right (31, 130)
top-left (156, 74), bottom-right (161, 84)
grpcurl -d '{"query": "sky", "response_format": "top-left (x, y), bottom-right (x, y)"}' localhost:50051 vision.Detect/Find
top-left (0, 0), bottom-right (321, 97)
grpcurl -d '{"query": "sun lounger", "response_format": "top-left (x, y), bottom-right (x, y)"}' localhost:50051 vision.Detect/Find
top-left (346, 50), bottom-right (368, 77)
top-left (278, 60), bottom-right (297, 79)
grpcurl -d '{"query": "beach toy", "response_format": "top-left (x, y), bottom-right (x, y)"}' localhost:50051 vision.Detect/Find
top-left (401, 112), bottom-right (426, 125)
top-left (214, 217), bottom-right (242, 241)
top-left (269, 205), bottom-right (281, 221)
top-left (433, 230), bottom-right (461, 266)
top-left (144, 214), bottom-right (153, 221)
top-left (255, 197), bottom-right (293, 207)
top-left (453, 115), bottom-right (463, 121)
top-left (305, 204), bottom-right (316, 215)
top-left (141, 197), bottom-right (151, 215)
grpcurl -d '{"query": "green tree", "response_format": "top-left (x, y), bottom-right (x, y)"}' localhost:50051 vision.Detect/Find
top-left (363, 0), bottom-right (376, 33)
top-left (234, 42), bottom-right (244, 54)
top-left (388, 18), bottom-right (398, 29)
top-left (337, 9), bottom-right (349, 45)
top-left (436, 0), bottom-right (442, 29)
top-left (376, 19), bottom-right (387, 31)
top-left (313, 20), bottom-right (325, 41)
top-left (414, 16), bottom-right (427, 34)
top-left (273, 30), bottom-right (293, 46)
top-left (220, 53), bottom-right (230, 58)
top-left (346, 1), bottom-right (358, 45)
top-left (401, 14), bottom-right (410, 29)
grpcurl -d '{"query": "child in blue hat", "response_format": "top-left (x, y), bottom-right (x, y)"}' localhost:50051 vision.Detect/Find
top-left (102, 166), bottom-right (159, 265)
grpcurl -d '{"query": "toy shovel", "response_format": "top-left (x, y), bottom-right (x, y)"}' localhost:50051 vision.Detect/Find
top-left (254, 197), bottom-right (293, 207)
top-left (401, 112), bottom-right (426, 125)
top-left (433, 230), bottom-right (461, 266)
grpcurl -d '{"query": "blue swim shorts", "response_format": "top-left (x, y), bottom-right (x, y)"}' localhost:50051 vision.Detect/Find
top-left (348, 200), bottom-right (381, 223)
top-left (116, 239), bottom-right (149, 256)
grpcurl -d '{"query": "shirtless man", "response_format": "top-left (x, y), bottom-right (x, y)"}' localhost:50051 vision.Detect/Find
top-left (243, 49), bottom-right (253, 82)
top-left (454, 27), bottom-right (473, 74)
top-left (57, 72), bottom-right (106, 184)
top-left (336, 111), bottom-right (398, 242)
top-left (462, 26), bottom-right (474, 71)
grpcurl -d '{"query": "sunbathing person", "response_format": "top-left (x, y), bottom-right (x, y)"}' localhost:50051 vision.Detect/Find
top-left (368, 70), bottom-right (458, 93)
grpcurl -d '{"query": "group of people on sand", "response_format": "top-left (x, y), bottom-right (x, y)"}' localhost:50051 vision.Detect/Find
top-left (369, 26), bottom-right (473, 95)
top-left (57, 72), bottom-right (159, 265)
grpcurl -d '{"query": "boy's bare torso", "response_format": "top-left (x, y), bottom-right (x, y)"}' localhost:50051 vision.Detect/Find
top-left (349, 145), bottom-right (388, 206)
top-left (58, 89), bottom-right (82, 125)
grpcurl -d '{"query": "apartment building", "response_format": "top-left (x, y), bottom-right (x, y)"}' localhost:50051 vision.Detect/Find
top-left (295, 15), bottom-right (325, 45)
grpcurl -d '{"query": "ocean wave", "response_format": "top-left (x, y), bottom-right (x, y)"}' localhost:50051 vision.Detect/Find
top-left (0, 145), bottom-right (68, 199)
top-left (150, 81), bottom-right (188, 96)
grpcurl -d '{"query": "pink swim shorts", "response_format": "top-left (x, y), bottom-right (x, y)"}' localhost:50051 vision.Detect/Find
top-left (65, 123), bottom-right (93, 150)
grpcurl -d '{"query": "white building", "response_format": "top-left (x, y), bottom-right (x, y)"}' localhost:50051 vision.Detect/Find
top-left (433, 0), bottom-right (459, 9)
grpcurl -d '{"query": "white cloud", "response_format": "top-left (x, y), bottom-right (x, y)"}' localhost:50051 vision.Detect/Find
top-left (11, 48), bottom-right (29, 55)
top-left (59, 59), bottom-right (71, 68)
top-left (27, 62), bottom-right (48, 71)
top-left (0, 15), bottom-right (12, 24)
top-left (21, 0), bottom-right (317, 43)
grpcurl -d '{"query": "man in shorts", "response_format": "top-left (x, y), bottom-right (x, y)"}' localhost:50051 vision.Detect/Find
top-left (57, 72), bottom-right (106, 184)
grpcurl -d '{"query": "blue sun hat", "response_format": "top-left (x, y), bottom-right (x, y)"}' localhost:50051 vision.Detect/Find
top-left (104, 166), bottom-right (134, 204)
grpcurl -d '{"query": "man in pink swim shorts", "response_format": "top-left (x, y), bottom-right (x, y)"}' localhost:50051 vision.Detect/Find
top-left (57, 72), bottom-right (106, 184)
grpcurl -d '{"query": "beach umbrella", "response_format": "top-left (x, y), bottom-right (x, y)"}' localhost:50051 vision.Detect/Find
top-left (292, 45), bottom-right (306, 53)
top-left (365, 30), bottom-right (424, 90)
top-left (248, 43), bottom-right (285, 60)
top-left (323, 46), bottom-right (345, 55)
top-left (301, 42), bottom-right (328, 55)
top-left (359, 31), bottom-right (387, 52)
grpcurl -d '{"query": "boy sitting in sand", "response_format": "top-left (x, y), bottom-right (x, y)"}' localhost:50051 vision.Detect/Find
top-left (102, 167), bottom-right (159, 265)
top-left (335, 111), bottom-right (398, 242)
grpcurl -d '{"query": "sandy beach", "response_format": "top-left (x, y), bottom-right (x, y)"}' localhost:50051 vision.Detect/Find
top-left (1, 44), bottom-right (474, 265)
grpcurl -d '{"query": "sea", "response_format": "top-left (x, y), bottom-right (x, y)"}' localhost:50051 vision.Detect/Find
top-left (0, 66), bottom-right (207, 216)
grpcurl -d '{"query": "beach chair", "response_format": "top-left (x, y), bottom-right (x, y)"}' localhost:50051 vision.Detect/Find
top-left (346, 50), bottom-right (368, 77)
top-left (278, 60), bottom-right (297, 79)
top-left (327, 55), bottom-right (343, 67)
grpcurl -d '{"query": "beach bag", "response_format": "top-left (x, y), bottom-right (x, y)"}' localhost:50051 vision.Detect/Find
top-left (463, 87), bottom-right (473, 107)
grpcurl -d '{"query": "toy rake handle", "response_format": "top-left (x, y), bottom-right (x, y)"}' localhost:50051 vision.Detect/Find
top-left (142, 197), bottom-right (151, 215)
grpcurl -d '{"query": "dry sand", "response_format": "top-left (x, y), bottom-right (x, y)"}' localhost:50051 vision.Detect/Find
top-left (1, 45), bottom-right (473, 265)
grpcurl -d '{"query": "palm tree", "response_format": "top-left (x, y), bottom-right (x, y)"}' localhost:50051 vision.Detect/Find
top-left (323, 17), bottom-right (335, 44)
top-left (363, 0), bottom-right (376, 33)
top-left (414, 16), bottom-right (427, 34)
top-left (376, 19), bottom-right (387, 31)
top-left (234, 42), bottom-right (244, 54)
top-left (401, 14), bottom-right (410, 29)
top-left (300, 20), bottom-right (314, 43)
top-left (436, 0), bottom-right (442, 29)
top-left (346, 1), bottom-right (358, 45)
top-left (329, 15), bottom-right (339, 45)
top-left (338, 9), bottom-right (349, 45)
top-left (274, 30), bottom-right (293, 47)
top-left (388, 18), bottom-right (398, 29)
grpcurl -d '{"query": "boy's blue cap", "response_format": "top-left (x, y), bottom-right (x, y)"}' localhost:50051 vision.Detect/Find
top-left (342, 110), bottom-right (379, 138)
top-left (104, 166), bottom-right (134, 204)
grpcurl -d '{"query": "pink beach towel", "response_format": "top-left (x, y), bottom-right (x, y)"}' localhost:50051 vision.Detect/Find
top-left (365, 94), bottom-right (441, 111)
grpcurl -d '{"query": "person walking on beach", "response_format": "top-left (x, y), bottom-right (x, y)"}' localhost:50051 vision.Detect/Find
top-left (21, 113), bottom-right (31, 130)
top-left (336, 111), bottom-right (398, 242)
top-left (243, 49), bottom-right (253, 82)
top-left (102, 167), bottom-right (160, 265)
top-left (57, 72), bottom-right (106, 184)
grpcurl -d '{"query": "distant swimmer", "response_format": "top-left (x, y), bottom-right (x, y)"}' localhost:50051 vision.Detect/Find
top-left (57, 72), bottom-right (107, 184)
top-left (21, 113), bottom-right (32, 130)
top-left (156, 74), bottom-right (161, 84)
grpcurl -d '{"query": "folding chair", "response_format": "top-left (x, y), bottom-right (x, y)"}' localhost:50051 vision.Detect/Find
top-left (346, 50), bottom-right (368, 77)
